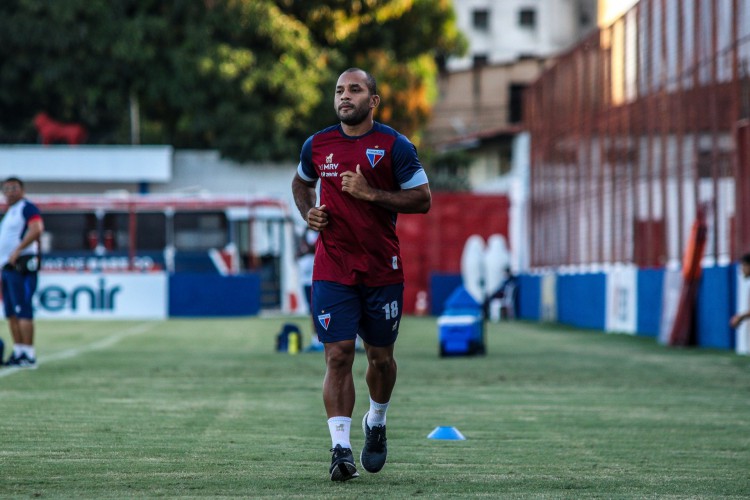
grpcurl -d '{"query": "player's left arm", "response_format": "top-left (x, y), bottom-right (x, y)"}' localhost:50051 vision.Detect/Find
top-left (8, 215), bottom-right (43, 265)
top-left (341, 166), bottom-right (430, 213)
top-left (340, 134), bottom-right (431, 214)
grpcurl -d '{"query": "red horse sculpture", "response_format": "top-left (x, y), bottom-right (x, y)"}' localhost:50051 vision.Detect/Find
top-left (33, 112), bottom-right (87, 145)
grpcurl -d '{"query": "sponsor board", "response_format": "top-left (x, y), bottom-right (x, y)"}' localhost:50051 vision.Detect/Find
top-left (737, 268), bottom-right (750, 355)
top-left (605, 265), bottom-right (637, 334)
top-left (540, 273), bottom-right (557, 322)
top-left (34, 273), bottom-right (168, 319)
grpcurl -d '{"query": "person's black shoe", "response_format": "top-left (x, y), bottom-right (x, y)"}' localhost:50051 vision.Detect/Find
top-left (329, 444), bottom-right (359, 481)
top-left (16, 353), bottom-right (37, 369)
top-left (360, 411), bottom-right (387, 473)
top-left (4, 352), bottom-right (19, 367)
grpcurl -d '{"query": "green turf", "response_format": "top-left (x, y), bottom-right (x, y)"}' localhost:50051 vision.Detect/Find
top-left (1, 317), bottom-right (749, 498)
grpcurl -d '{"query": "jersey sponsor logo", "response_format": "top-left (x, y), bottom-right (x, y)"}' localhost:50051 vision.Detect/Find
top-left (366, 148), bottom-right (385, 168)
top-left (319, 152), bottom-right (339, 177)
top-left (318, 313), bottom-right (331, 330)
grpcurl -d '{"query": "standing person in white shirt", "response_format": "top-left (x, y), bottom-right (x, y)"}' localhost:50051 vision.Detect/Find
top-left (0, 177), bottom-right (44, 368)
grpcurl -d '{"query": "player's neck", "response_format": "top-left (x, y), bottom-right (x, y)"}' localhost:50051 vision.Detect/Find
top-left (340, 117), bottom-right (374, 137)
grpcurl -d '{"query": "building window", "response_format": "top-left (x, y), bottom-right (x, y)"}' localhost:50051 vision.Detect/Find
top-left (102, 212), bottom-right (167, 251)
top-left (174, 211), bottom-right (228, 251)
top-left (42, 212), bottom-right (97, 252)
top-left (508, 84), bottom-right (527, 124)
top-left (472, 54), bottom-right (489, 68)
top-left (518, 8), bottom-right (536, 29)
top-left (473, 9), bottom-right (490, 31)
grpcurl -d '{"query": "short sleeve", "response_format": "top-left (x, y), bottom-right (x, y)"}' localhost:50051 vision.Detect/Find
top-left (22, 201), bottom-right (42, 222)
top-left (297, 135), bottom-right (318, 182)
top-left (391, 134), bottom-right (428, 189)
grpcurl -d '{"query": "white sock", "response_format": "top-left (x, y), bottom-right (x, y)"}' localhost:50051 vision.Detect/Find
top-left (13, 344), bottom-right (24, 357)
top-left (22, 345), bottom-right (35, 359)
top-left (328, 417), bottom-right (352, 449)
top-left (367, 398), bottom-right (389, 427)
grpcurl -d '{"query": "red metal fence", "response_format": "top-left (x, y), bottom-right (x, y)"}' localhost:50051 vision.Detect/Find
top-left (526, 0), bottom-right (750, 268)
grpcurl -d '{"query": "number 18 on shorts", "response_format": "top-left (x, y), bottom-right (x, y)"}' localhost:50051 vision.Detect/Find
top-left (312, 281), bottom-right (404, 347)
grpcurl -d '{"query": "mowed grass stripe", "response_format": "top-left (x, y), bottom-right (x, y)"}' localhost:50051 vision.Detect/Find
top-left (0, 321), bottom-right (155, 378)
top-left (0, 317), bottom-right (748, 498)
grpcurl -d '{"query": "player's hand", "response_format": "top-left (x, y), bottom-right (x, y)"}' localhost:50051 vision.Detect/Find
top-left (306, 205), bottom-right (328, 231)
top-left (7, 249), bottom-right (19, 266)
top-left (730, 314), bottom-right (743, 329)
top-left (341, 165), bottom-right (373, 201)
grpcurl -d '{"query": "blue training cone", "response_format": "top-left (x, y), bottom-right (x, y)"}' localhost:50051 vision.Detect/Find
top-left (427, 426), bottom-right (466, 440)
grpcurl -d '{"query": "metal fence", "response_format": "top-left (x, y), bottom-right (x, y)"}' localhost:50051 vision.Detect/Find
top-left (526, 0), bottom-right (750, 268)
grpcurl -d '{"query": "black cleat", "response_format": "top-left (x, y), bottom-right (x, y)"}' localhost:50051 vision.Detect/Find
top-left (360, 412), bottom-right (387, 473)
top-left (4, 352), bottom-right (19, 367)
top-left (16, 353), bottom-right (37, 369)
top-left (329, 444), bottom-right (359, 481)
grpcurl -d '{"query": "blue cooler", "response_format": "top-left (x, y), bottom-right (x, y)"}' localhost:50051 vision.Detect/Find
top-left (437, 286), bottom-right (486, 357)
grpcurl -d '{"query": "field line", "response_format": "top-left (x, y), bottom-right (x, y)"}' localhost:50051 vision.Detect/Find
top-left (0, 321), bottom-right (156, 378)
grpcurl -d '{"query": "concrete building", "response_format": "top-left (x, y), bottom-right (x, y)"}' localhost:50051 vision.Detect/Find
top-left (446, 0), bottom-right (597, 71)
top-left (426, 0), bottom-right (598, 161)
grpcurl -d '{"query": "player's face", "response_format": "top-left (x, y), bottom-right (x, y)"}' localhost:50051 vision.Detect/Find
top-left (2, 181), bottom-right (23, 205)
top-left (334, 71), bottom-right (376, 126)
top-left (742, 262), bottom-right (750, 278)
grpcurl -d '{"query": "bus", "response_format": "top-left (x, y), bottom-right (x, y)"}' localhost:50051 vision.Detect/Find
top-left (23, 193), bottom-right (301, 313)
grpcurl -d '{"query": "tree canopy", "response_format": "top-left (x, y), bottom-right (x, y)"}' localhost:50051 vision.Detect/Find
top-left (0, 0), bottom-right (465, 162)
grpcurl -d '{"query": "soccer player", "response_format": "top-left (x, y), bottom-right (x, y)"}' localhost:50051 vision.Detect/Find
top-left (0, 177), bottom-right (44, 368)
top-left (291, 68), bottom-right (431, 481)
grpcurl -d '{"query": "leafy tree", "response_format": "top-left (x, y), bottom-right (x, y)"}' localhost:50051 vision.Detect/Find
top-left (0, 0), bottom-right (465, 162)
top-left (279, 0), bottom-right (467, 144)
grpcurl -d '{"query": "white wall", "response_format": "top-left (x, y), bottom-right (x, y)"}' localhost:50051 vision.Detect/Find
top-left (152, 150), bottom-right (299, 217)
top-left (0, 145), bottom-right (172, 182)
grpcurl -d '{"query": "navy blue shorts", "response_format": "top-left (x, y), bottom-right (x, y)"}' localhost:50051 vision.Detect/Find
top-left (2, 269), bottom-right (37, 319)
top-left (311, 281), bottom-right (404, 347)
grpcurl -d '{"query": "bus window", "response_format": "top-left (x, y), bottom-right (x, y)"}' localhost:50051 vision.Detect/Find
top-left (102, 212), bottom-right (166, 251)
top-left (174, 211), bottom-right (227, 251)
top-left (43, 212), bottom-right (97, 252)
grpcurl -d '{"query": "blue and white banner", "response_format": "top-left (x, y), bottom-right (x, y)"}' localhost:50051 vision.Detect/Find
top-left (540, 273), bottom-right (557, 322)
top-left (736, 269), bottom-right (750, 355)
top-left (606, 265), bottom-right (637, 334)
top-left (658, 268), bottom-right (683, 345)
top-left (34, 273), bottom-right (168, 319)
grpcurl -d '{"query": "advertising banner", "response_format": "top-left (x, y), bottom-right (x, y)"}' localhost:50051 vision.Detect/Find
top-left (605, 265), bottom-right (637, 334)
top-left (540, 273), bottom-right (557, 322)
top-left (737, 269), bottom-right (750, 355)
top-left (34, 273), bottom-right (168, 319)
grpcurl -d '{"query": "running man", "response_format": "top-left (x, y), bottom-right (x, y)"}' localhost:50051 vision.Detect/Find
top-left (291, 68), bottom-right (431, 481)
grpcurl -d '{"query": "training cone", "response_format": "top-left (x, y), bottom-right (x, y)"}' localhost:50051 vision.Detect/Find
top-left (427, 426), bottom-right (466, 440)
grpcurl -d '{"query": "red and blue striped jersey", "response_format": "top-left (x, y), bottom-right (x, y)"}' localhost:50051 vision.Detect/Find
top-left (297, 122), bottom-right (428, 286)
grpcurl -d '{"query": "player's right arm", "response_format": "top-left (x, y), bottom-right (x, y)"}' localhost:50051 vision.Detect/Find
top-left (293, 136), bottom-right (328, 231)
top-left (730, 311), bottom-right (750, 329)
top-left (292, 174), bottom-right (328, 231)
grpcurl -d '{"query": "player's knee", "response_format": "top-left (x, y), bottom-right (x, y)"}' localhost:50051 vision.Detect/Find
top-left (367, 354), bottom-right (395, 374)
top-left (325, 342), bottom-right (355, 370)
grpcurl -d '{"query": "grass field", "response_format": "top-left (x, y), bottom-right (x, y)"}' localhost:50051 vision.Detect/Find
top-left (1, 316), bottom-right (749, 498)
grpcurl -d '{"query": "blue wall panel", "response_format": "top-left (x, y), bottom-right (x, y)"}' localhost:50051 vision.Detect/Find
top-left (696, 266), bottom-right (734, 349)
top-left (430, 273), bottom-right (464, 316)
top-left (636, 268), bottom-right (664, 337)
top-left (557, 273), bottom-right (606, 330)
top-left (517, 274), bottom-right (541, 320)
top-left (169, 273), bottom-right (261, 317)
